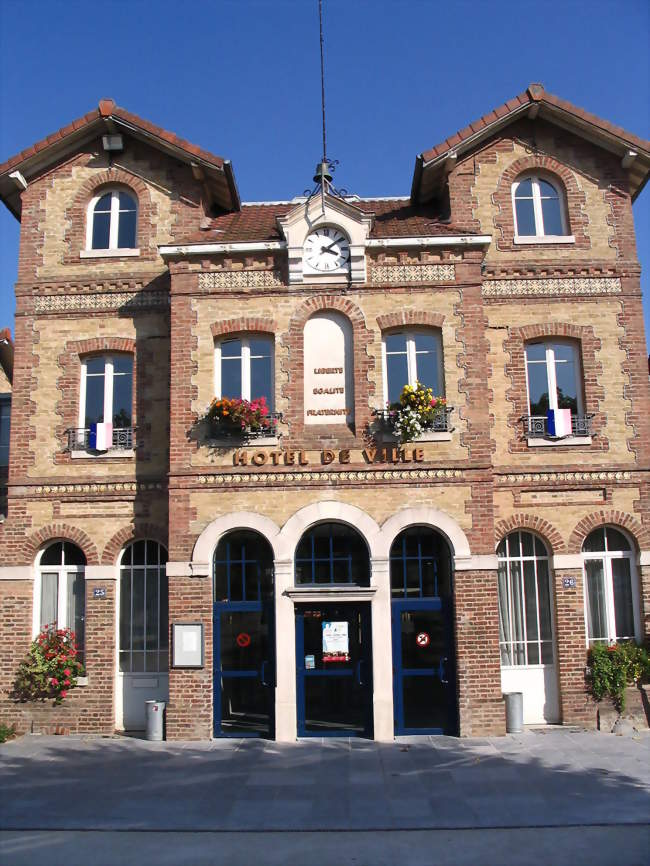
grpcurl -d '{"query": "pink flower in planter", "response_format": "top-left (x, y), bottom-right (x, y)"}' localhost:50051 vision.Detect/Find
top-left (60, 690), bottom-right (68, 698)
top-left (64, 680), bottom-right (71, 686)
top-left (64, 668), bottom-right (71, 677)
top-left (51, 677), bottom-right (59, 686)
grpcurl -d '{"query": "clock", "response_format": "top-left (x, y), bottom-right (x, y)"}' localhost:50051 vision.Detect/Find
top-left (304, 227), bottom-right (350, 272)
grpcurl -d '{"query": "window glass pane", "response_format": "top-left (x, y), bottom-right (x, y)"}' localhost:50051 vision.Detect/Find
top-left (40, 572), bottom-right (58, 629)
top-left (541, 197), bottom-right (564, 235)
top-left (526, 362), bottom-right (550, 415)
top-left (67, 572), bottom-right (85, 652)
top-left (91, 211), bottom-right (111, 249)
top-left (405, 559), bottom-right (421, 596)
top-left (583, 529), bottom-right (606, 553)
top-left (536, 561), bottom-right (553, 643)
top-left (496, 539), bottom-right (506, 558)
top-left (0, 400), bottom-right (10, 466)
top-left (521, 532), bottom-right (534, 557)
top-left (605, 528), bottom-right (630, 551)
top-left (121, 545), bottom-right (132, 566)
top-left (611, 559), bottom-right (634, 639)
top-left (538, 179), bottom-right (558, 198)
top-left (118, 192), bottom-right (136, 211)
top-left (113, 355), bottom-right (133, 375)
top-left (228, 562), bottom-right (244, 601)
top-left (541, 641), bottom-right (554, 664)
top-left (527, 642), bottom-right (540, 665)
top-left (584, 559), bottom-right (608, 641)
top-left (132, 540), bottom-right (146, 565)
top-left (221, 358), bottom-right (242, 398)
top-left (84, 368), bottom-right (105, 427)
top-left (553, 347), bottom-right (578, 413)
top-left (524, 562), bottom-right (539, 642)
top-left (386, 352), bottom-right (409, 404)
top-left (515, 178), bottom-right (534, 197)
top-left (119, 568), bottom-right (132, 660)
top-left (535, 536), bottom-right (547, 558)
top-left (250, 355), bottom-right (272, 403)
top-left (508, 532), bottom-right (520, 558)
top-left (221, 339), bottom-right (242, 358)
top-left (41, 543), bottom-right (64, 566)
top-left (63, 542), bottom-right (86, 566)
top-left (414, 347), bottom-right (441, 394)
top-left (112, 372), bottom-right (133, 428)
top-left (85, 357), bottom-right (106, 375)
top-left (95, 193), bottom-right (112, 212)
top-left (385, 333), bottom-right (407, 354)
top-left (525, 343), bottom-right (546, 362)
top-left (515, 198), bottom-right (536, 235)
top-left (497, 562), bottom-right (511, 645)
top-left (117, 210), bottom-right (136, 248)
top-left (145, 569), bottom-right (159, 665)
top-left (131, 569), bottom-right (145, 650)
top-left (249, 337), bottom-right (271, 358)
top-left (510, 562), bottom-right (525, 663)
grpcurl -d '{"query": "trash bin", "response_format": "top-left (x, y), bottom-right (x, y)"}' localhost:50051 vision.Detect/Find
top-left (504, 692), bottom-right (523, 733)
top-left (145, 700), bottom-right (166, 741)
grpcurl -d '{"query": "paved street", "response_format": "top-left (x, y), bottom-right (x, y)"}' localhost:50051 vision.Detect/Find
top-left (1, 729), bottom-right (649, 864)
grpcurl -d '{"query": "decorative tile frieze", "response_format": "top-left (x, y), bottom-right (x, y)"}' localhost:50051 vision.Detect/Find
top-left (29, 481), bottom-right (165, 496)
top-left (482, 278), bottom-right (621, 298)
top-left (500, 471), bottom-right (631, 484)
top-left (369, 264), bottom-right (455, 284)
top-left (198, 270), bottom-right (284, 290)
top-left (35, 291), bottom-right (169, 313)
top-left (196, 468), bottom-right (463, 485)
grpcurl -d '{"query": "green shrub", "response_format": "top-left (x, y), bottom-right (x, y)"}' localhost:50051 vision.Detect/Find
top-left (587, 642), bottom-right (650, 712)
top-left (0, 722), bottom-right (16, 743)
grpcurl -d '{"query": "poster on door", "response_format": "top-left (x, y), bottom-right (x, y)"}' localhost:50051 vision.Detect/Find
top-left (322, 621), bottom-right (350, 663)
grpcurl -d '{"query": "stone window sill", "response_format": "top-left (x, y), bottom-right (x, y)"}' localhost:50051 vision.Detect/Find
top-left (527, 436), bottom-right (592, 447)
top-left (76, 676), bottom-right (89, 687)
top-left (70, 449), bottom-right (135, 459)
top-left (80, 248), bottom-right (140, 259)
top-left (382, 431), bottom-right (452, 443)
top-left (207, 436), bottom-right (280, 447)
top-left (513, 235), bottom-right (575, 245)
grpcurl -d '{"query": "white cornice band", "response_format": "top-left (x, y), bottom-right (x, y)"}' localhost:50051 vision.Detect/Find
top-left (159, 234), bottom-right (492, 257)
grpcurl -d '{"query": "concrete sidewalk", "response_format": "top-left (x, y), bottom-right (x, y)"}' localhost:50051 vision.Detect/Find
top-left (1, 730), bottom-right (649, 864)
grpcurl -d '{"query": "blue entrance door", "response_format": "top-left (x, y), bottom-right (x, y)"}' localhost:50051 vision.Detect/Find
top-left (392, 599), bottom-right (456, 734)
top-left (295, 603), bottom-right (373, 737)
top-left (212, 530), bottom-right (275, 738)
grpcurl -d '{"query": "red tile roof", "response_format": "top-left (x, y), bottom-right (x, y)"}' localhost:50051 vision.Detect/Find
top-left (419, 83), bottom-right (650, 164)
top-left (0, 99), bottom-right (227, 179)
top-left (178, 198), bottom-right (478, 244)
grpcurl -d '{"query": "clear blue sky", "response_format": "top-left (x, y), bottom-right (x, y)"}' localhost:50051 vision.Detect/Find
top-left (1, 0), bottom-right (648, 349)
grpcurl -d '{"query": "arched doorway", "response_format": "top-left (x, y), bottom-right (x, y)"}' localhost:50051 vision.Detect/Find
top-left (389, 526), bottom-right (457, 734)
top-left (294, 522), bottom-right (373, 737)
top-left (213, 530), bottom-right (275, 737)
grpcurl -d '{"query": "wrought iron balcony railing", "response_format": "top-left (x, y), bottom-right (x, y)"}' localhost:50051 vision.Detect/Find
top-left (522, 414), bottom-right (594, 439)
top-left (66, 427), bottom-right (136, 452)
top-left (372, 407), bottom-right (454, 436)
top-left (205, 413), bottom-right (283, 441)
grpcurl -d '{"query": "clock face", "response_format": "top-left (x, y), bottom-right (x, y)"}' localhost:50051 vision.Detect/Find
top-left (304, 228), bottom-right (350, 272)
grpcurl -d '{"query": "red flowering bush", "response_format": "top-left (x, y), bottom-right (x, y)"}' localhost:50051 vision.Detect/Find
top-left (10, 626), bottom-right (84, 706)
top-left (203, 396), bottom-right (276, 436)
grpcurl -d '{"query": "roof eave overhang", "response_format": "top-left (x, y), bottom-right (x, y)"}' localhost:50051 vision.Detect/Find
top-left (413, 102), bottom-right (650, 204)
top-left (0, 113), bottom-right (239, 220)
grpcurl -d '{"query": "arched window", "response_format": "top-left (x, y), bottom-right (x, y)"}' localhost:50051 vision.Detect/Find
top-left (36, 541), bottom-right (86, 657)
top-left (382, 329), bottom-right (444, 406)
top-left (497, 531), bottom-right (554, 666)
top-left (214, 531), bottom-right (274, 602)
top-left (119, 540), bottom-right (168, 673)
top-left (295, 523), bottom-right (370, 586)
top-left (214, 336), bottom-right (274, 408)
top-left (87, 188), bottom-right (137, 251)
top-left (512, 175), bottom-right (568, 239)
top-left (582, 527), bottom-right (640, 645)
top-left (389, 527), bottom-right (452, 599)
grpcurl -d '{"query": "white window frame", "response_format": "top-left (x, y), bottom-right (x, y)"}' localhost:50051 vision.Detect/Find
top-left (84, 187), bottom-right (138, 253)
top-left (524, 339), bottom-right (585, 418)
top-left (381, 329), bottom-right (444, 405)
top-left (582, 527), bottom-right (641, 646)
top-left (512, 174), bottom-right (574, 243)
top-left (214, 335), bottom-right (274, 410)
top-left (32, 544), bottom-right (86, 642)
top-left (78, 355), bottom-right (133, 435)
top-left (497, 531), bottom-right (556, 669)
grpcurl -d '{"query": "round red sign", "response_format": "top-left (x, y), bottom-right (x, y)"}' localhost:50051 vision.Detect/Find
top-left (416, 632), bottom-right (430, 648)
top-left (236, 632), bottom-right (251, 648)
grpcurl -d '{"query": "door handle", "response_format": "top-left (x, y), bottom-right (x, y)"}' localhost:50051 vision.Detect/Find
top-left (356, 660), bottom-right (363, 686)
top-left (261, 660), bottom-right (268, 686)
top-left (439, 656), bottom-right (448, 684)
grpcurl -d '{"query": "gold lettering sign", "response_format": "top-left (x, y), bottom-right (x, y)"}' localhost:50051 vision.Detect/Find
top-left (233, 448), bottom-right (426, 466)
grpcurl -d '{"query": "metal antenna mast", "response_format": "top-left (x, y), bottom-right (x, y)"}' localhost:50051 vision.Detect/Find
top-left (319, 0), bottom-right (327, 165)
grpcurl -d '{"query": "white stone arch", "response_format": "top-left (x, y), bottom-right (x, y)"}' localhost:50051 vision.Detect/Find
top-left (376, 506), bottom-right (472, 561)
top-left (192, 512), bottom-right (282, 564)
top-left (276, 500), bottom-right (382, 562)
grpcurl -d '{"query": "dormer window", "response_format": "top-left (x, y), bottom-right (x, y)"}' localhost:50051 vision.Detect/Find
top-left (512, 175), bottom-right (571, 242)
top-left (86, 188), bottom-right (137, 251)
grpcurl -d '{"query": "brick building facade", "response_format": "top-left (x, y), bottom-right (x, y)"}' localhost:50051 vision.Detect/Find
top-left (0, 84), bottom-right (649, 739)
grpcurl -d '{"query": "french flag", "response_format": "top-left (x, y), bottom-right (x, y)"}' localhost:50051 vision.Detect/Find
top-left (547, 409), bottom-right (572, 438)
top-left (89, 422), bottom-right (113, 451)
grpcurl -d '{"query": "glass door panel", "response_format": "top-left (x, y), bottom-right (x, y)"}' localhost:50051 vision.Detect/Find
top-left (296, 604), bottom-right (373, 737)
top-left (215, 604), bottom-right (274, 737)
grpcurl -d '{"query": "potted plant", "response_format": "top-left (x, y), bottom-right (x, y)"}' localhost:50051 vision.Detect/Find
top-left (202, 396), bottom-right (278, 440)
top-left (378, 383), bottom-right (448, 444)
top-left (10, 626), bottom-right (85, 706)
